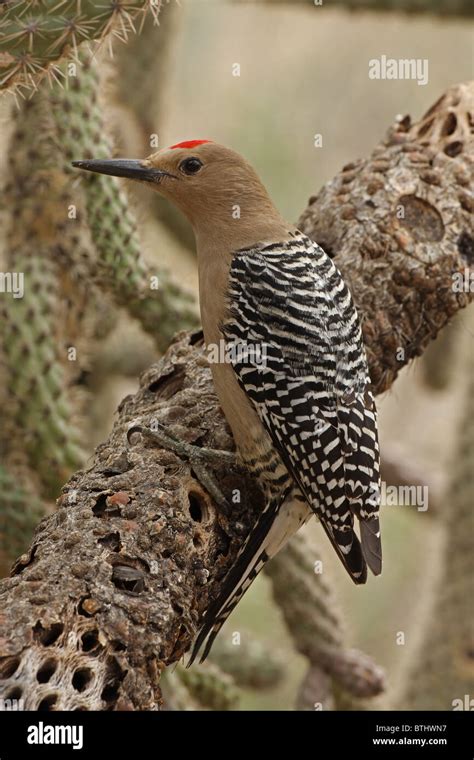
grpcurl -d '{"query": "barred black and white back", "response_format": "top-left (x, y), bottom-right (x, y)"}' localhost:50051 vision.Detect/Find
top-left (190, 231), bottom-right (381, 663)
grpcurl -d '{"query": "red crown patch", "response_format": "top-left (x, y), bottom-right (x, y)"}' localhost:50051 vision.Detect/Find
top-left (169, 139), bottom-right (212, 150)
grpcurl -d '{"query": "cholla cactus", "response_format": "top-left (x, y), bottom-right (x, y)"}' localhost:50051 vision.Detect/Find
top-left (0, 15), bottom-right (196, 564)
top-left (403, 322), bottom-right (474, 709)
top-left (0, 0), bottom-right (160, 95)
top-left (266, 531), bottom-right (385, 709)
top-left (210, 637), bottom-right (286, 689)
top-left (0, 88), bottom-right (89, 497)
top-left (0, 461), bottom-right (46, 566)
top-left (172, 663), bottom-right (239, 711)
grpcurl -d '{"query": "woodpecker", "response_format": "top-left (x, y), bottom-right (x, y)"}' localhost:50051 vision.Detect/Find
top-left (73, 140), bottom-right (382, 663)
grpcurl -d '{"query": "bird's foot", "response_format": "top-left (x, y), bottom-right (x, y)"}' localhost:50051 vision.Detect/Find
top-left (127, 423), bottom-right (236, 509)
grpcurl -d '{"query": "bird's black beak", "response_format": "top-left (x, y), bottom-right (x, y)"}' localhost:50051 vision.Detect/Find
top-left (71, 159), bottom-right (176, 183)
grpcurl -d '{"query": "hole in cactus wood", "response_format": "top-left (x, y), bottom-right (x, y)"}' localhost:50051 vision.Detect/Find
top-left (72, 668), bottom-right (93, 693)
top-left (92, 493), bottom-right (108, 516)
top-left (111, 565), bottom-right (145, 594)
top-left (36, 659), bottom-right (57, 684)
top-left (148, 365), bottom-right (186, 398)
top-left (101, 657), bottom-right (125, 705)
top-left (458, 232), bottom-right (474, 264)
top-left (5, 687), bottom-right (22, 701)
top-left (0, 656), bottom-right (21, 679)
top-left (188, 491), bottom-right (207, 523)
top-left (98, 532), bottom-right (121, 552)
top-left (101, 682), bottom-right (120, 705)
top-left (38, 694), bottom-right (57, 711)
top-left (444, 141), bottom-right (463, 157)
top-left (81, 629), bottom-right (101, 653)
top-left (189, 329), bottom-right (204, 345)
top-left (417, 116), bottom-right (434, 137)
top-left (441, 112), bottom-right (457, 136)
top-left (33, 622), bottom-right (63, 647)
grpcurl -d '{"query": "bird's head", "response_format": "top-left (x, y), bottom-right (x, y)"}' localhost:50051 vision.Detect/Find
top-left (72, 140), bottom-right (288, 248)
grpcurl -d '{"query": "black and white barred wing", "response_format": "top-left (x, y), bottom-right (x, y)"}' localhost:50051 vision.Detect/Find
top-left (336, 387), bottom-right (381, 572)
top-left (225, 237), bottom-right (382, 582)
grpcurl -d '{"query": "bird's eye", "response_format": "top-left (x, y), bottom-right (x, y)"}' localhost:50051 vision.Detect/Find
top-left (179, 157), bottom-right (203, 175)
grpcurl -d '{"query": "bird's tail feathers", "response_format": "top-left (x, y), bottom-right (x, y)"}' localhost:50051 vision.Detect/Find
top-left (359, 516), bottom-right (382, 576)
top-left (319, 518), bottom-right (368, 585)
top-left (188, 503), bottom-right (279, 665)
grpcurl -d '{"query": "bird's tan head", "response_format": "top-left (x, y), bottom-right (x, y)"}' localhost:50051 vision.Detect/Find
top-left (73, 140), bottom-right (289, 249)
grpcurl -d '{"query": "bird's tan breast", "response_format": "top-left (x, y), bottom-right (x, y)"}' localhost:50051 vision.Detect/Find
top-left (198, 253), bottom-right (270, 463)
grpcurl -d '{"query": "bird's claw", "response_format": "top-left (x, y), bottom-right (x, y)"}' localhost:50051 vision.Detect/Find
top-left (126, 422), bottom-right (236, 510)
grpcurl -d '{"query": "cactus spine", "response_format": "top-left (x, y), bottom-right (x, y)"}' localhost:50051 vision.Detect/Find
top-left (0, 1), bottom-right (160, 95)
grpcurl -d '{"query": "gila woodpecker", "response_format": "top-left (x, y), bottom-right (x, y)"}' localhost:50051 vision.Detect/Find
top-left (73, 140), bottom-right (382, 663)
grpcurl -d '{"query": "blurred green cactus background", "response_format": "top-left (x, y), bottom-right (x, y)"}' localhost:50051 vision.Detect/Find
top-left (0, 0), bottom-right (472, 710)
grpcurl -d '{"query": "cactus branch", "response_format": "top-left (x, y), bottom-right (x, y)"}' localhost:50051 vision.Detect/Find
top-left (400, 313), bottom-right (474, 709)
top-left (265, 532), bottom-right (385, 710)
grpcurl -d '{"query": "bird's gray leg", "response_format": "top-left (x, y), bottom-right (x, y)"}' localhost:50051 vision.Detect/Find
top-left (127, 423), bottom-right (236, 509)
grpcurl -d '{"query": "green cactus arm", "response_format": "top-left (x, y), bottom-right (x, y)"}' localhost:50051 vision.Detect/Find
top-left (0, 0), bottom-right (160, 94)
top-left (401, 315), bottom-right (474, 709)
top-left (265, 531), bottom-right (385, 709)
top-left (1, 89), bottom-right (88, 497)
top-left (174, 662), bottom-right (240, 711)
top-left (0, 462), bottom-right (46, 566)
top-left (209, 637), bottom-right (286, 689)
top-left (1, 253), bottom-right (86, 497)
